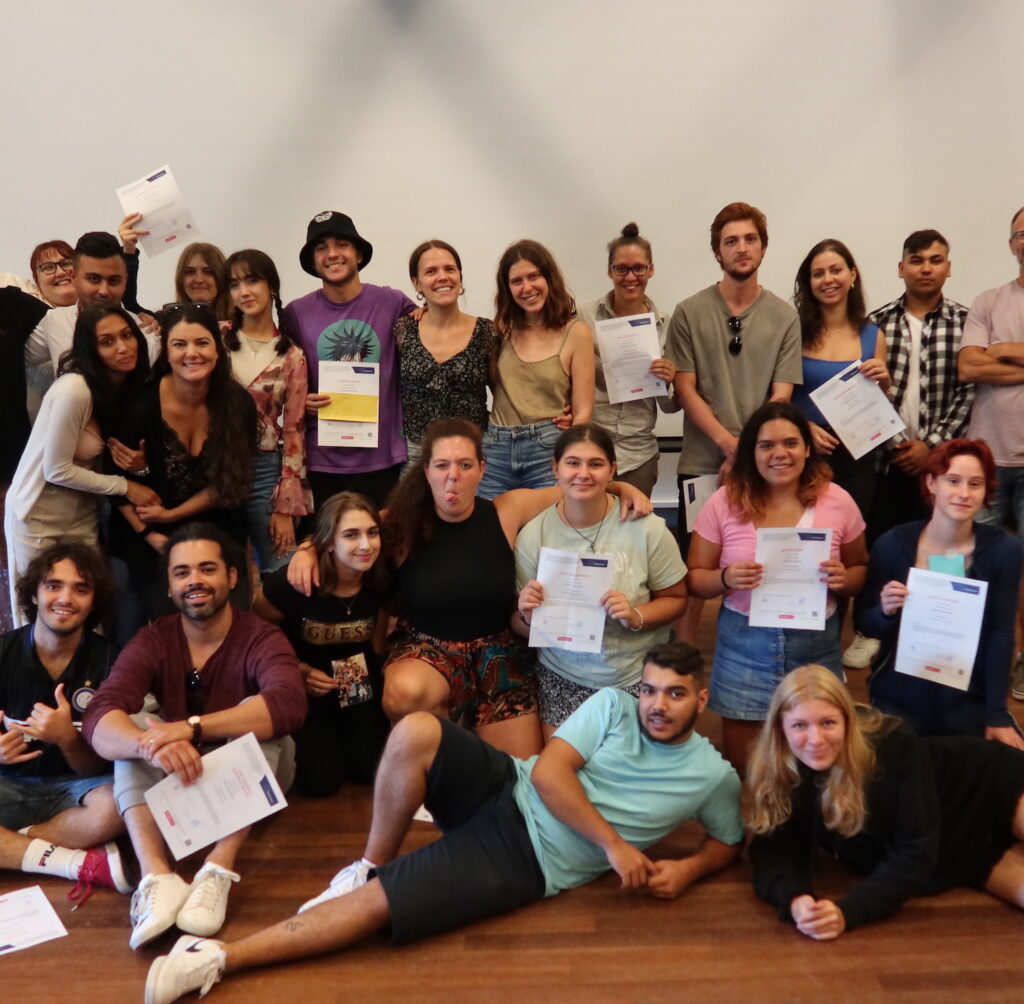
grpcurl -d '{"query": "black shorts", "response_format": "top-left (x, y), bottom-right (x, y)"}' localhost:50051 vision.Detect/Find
top-left (374, 719), bottom-right (546, 943)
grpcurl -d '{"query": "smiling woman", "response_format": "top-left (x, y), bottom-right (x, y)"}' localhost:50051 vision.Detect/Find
top-left (685, 401), bottom-right (867, 774)
top-left (4, 305), bottom-right (155, 625)
top-left (478, 240), bottom-right (595, 498)
top-left (105, 304), bottom-right (257, 643)
top-left (515, 423), bottom-right (686, 739)
top-left (856, 439), bottom-right (1024, 747)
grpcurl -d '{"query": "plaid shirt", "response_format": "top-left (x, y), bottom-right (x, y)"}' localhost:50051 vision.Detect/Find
top-left (869, 294), bottom-right (973, 462)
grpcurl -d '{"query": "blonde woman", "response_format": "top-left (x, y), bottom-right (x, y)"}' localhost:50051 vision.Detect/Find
top-left (746, 664), bottom-right (1024, 941)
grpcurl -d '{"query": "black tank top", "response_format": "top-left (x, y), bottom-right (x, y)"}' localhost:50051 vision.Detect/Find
top-left (397, 498), bottom-right (514, 640)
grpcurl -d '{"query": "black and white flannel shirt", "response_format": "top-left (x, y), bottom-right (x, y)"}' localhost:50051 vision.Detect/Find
top-left (869, 294), bottom-right (973, 466)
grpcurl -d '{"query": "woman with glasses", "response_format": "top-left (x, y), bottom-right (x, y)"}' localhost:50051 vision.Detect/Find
top-left (576, 223), bottom-right (679, 496)
top-left (107, 304), bottom-right (257, 640)
top-left (4, 304), bottom-right (158, 624)
top-left (791, 239), bottom-right (890, 520)
top-left (856, 439), bottom-right (1024, 748)
top-left (222, 249), bottom-right (312, 576)
top-left (478, 239), bottom-right (594, 498)
top-left (685, 401), bottom-right (867, 774)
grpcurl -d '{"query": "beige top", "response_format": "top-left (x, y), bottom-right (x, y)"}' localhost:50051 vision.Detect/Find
top-left (490, 324), bottom-right (572, 427)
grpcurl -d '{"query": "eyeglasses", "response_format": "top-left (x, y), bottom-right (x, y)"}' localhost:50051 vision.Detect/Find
top-left (37, 259), bottom-right (74, 276)
top-left (610, 263), bottom-right (652, 278)
top-left (727, 316), bottom-right (743, 356)
top-left (161, 301), bottom-right (213, 314)
top-left (186, 668), bottom-right (204, 717)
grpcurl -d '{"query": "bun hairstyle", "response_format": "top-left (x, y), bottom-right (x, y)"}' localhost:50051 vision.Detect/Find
top-left (606, 222), bottom-right (652, 266)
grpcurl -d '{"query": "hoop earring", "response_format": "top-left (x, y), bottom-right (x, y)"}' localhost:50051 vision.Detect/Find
top-left (459, 285), bottom-right (466, 296)
top-left (415, 291), bottom-right (425, 302)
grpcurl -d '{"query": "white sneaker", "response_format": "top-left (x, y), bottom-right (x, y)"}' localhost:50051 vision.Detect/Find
top-left (843, 632), bottom-right (880, 669)
top-left (298, 858), bottom-right (372, 913)
top-left (145, 935), bottom-right (225, 1004)
top-left (176, 863), bottom-right (240, 937)
top-left (130, 873), bottom-right (191, 950)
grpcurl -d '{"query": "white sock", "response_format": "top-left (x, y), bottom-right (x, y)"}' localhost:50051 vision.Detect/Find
top-left (21, 839), bottom-right (86, 881)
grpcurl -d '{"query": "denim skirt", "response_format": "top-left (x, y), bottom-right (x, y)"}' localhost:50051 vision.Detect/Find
top-left (709, 603), bottom-right (843, 721)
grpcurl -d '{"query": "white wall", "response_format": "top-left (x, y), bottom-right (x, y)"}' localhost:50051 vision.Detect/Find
top-left (4, 1), bottom-right (1022, 498)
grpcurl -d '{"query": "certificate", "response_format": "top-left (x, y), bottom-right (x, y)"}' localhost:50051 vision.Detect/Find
top-left (681, 475), bottom-right (718, 532)
top-left (144, 733), bottom-right (288, 861)
top-left (808, 361), bottom-right (905, 460)
top-left (894, 567), bottom-right (987, 691)
top-left (528, 546), bottom-right (614, 654)
top-left (749, 528), bottom-right (832, 631)
top-left (0, 886), bottom-right (67, 956)
top-left (318, 361), bottom-right (379, 448)
top-left (115, 165), bottom-right (199, 258)
top-left (594, 312), bottom-right (666, 404)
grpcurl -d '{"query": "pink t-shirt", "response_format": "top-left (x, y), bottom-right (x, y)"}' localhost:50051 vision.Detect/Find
top-left (692, 482), bottom-right (865, 614)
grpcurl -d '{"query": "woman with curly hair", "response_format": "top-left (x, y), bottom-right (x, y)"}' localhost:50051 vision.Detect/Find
top-left (747, 664), bottom-right (1024, 940)
top-left (685, 401), bottom-right (867, 773)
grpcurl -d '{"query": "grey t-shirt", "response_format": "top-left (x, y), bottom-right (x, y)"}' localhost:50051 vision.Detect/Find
top-left (664, 285), bottom-right (802, 474)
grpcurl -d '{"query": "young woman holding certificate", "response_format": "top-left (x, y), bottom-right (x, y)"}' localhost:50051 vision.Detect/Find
top-left (791, 239), bottom-right (890, 520)
top-left (685, 402), bottom-right (867, 774)
top-left (576, 223), bottom-right (678, 496)
top-left (855, 439), bottom-right (1024, 748)
top-left (515, 424), bottom-right (686, 738)
top-left (747, 664), bottom-right (1024, 940)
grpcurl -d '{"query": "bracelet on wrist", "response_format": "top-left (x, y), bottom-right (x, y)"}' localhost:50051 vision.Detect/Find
top-left (720, 567), bottom-right (730, 591)
top-left (629, 606), bottom-right (644, 632)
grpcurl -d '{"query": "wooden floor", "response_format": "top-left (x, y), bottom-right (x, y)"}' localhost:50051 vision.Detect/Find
top-left (6, 604), bottom-right (1024, 1003)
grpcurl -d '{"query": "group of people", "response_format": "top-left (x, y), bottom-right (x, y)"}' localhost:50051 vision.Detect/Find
top-left (2, 199), bottom-right (1024, 1001)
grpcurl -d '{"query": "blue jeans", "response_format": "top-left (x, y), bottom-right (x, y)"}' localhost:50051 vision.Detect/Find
top-left (0, 773), bottom-right (113, 830)
top-left (979, 466), bottom-right (1024, 531)
top-left (709, 604), bottom-right (843, 720)
top-left (478, 422), bottom-right (560, 499)
top-left (247, 447), bottom-right (290, 575)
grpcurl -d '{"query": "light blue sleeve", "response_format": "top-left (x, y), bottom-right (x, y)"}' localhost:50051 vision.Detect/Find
top-left (550, 688), bottom-right (619, 763)
top-left (696, 770), bottom-right (745, 846)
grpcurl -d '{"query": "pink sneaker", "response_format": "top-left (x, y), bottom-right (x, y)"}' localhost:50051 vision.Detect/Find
top-left (67, 841), bottom-right (131, 908)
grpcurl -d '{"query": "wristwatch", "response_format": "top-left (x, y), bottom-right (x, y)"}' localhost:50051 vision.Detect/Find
top-left (187, 715), bottom-right (203, 744)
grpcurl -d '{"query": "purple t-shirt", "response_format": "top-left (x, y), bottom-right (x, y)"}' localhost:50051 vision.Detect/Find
top-left (284, 283), bottom-right (415, 474)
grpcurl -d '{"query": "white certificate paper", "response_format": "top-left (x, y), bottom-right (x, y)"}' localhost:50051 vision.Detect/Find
top-left (317, 361), bottom-right (379, 448)
top-left (894, 567), bottom-right (987, 691)
top-left (808, 361), bottom-right (905, 460)
top-left (594, 312), bottom-right (666, 404)
top-left (144, 733), bottom-right (288, 861)
top-left (115, 165), bottom-right (199, 258)
top-left (682, 475), bottom-right (718, 532)
top-left (528, 546), bottom-right (614, 654)
top-left (749, 528), bottom-right (832, 630)
top-left (0, 886), bottom-right (67, 956)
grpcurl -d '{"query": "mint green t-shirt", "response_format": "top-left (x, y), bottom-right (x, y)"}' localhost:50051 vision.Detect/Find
top-left (512, 688), bottom-right (743, 896)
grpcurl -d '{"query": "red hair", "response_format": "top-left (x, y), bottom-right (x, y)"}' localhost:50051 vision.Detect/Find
top-left (922, 439), bottom-right (997, 507)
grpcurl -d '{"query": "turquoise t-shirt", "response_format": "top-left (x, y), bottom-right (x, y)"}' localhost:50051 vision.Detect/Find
top-left (512, 688), bottom-right (743, 896)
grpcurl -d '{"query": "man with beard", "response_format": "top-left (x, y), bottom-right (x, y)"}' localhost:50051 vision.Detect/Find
top-left (0, 543), bottom-right (127, 898)
top-left (144, 642), bottom-right (742, 1004)
top-left (664, 202), bottom-right (802, 641)
top-left (83, 523), bottom-right (305, 950)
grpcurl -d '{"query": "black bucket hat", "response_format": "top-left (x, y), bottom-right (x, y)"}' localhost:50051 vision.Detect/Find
top-left (299, 211), bottom-right (373, 276)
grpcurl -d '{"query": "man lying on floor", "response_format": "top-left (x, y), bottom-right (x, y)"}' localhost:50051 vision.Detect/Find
top-left (145, 641), bottom-right (743, 1004)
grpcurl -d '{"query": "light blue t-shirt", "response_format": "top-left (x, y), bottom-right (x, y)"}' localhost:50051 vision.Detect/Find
top-left (512, 688), bottom-right (743, 896)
